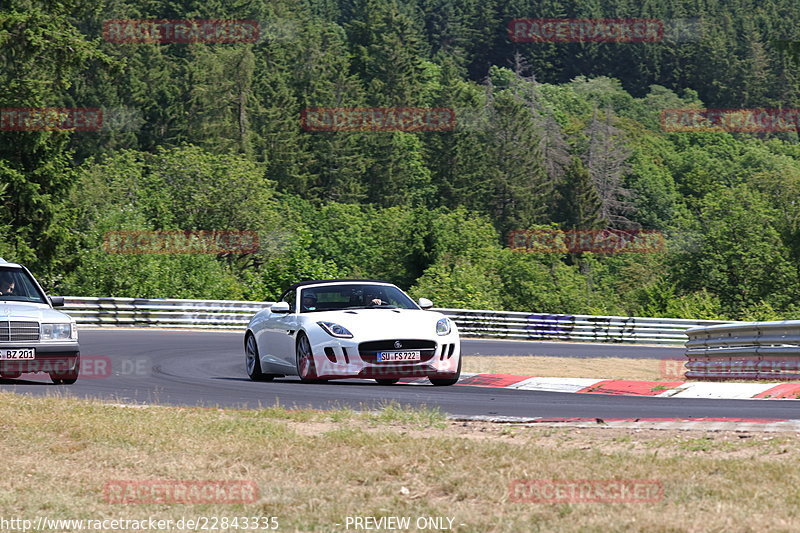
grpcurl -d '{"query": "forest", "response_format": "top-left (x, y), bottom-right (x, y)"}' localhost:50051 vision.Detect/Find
top-left (3, 0), bottom-right (800, 320)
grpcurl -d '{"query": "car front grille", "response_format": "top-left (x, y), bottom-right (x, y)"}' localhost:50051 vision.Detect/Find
top-left (0, 321), bottom-right (40, 342)
top-left (358, 339), bottom-right (436, 363)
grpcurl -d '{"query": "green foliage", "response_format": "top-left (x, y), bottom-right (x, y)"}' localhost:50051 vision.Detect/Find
top-left (0, 3), bottom-right (110, 274)
top-left (495, 248), bottom-right (591, 314)
top-left (664, 290), bottom-right (724, 321)
top-left (249, 231), bottom-right (343, 301)
top-left (557, 157), bottom-right (605, 230)
top-left (410, 208), bottom-right (505, 309)
top-left (410, 258), bottom-right (504, 310)
top-left (61, 207), bottom-right (247, 299)
top-left (5, 0), bottom-right (800, 321)
top-left (672, 185), bottom-right (800, 318)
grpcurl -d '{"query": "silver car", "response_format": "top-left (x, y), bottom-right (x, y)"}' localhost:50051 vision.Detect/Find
top-left (0, 259), bottom-right (80, 384)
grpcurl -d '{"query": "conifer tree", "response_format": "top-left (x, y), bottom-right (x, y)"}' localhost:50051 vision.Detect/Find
top-left (558, 157), bottom-right (605, 231)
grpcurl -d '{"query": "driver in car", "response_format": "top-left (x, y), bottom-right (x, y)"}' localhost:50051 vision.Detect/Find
top-left (0, 275), bottom-right (14, 296)
top-left (301, 293), bottom-right (317, 311)
top-left (365, 288), bottom-right (386, 306)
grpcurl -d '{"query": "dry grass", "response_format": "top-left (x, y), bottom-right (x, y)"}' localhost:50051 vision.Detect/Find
top-left (463, 356), bottom-right (671, 381)
top-left (1, 393), bottom-right (799, 532)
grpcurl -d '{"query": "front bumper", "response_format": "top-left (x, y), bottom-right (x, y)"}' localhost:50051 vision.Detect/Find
top-left (0, 343), bottom-right (80, 374)
top-left (310, 336), bottom-right (460, 380)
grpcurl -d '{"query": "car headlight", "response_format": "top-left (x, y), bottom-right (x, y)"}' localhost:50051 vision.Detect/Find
top-left (41, 323), bottom-right (72, 341)
top-left (436, 318), bottom-right (451, 336)
top-left (317, 321), bottom-right (353, 338)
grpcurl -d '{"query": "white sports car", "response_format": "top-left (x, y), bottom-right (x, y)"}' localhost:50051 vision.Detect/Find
top-left (244, 279), bottom-right (461, 385)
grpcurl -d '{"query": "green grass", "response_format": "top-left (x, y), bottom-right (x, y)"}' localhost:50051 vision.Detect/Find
top-left (366, 403), bottom-right (447, 428)
top-left (1, 392), bottom-right (799, 532)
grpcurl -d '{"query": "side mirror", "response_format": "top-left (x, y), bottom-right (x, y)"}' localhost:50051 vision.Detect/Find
top-left (270, 302), bottom-right (291, 314)
top-left (418, 297), bottom-right (433, 310)
top-left (49, 296), bottom-right (65, 307)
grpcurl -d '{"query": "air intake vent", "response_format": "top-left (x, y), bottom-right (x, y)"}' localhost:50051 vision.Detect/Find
top-left (324, 347), bottom-right (337, 363)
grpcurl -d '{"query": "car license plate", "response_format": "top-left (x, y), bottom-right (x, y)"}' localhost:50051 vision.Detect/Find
top-left (0, 349), bottom-right (35, 360)
top-left (377, 351), bottom-right (421, 362)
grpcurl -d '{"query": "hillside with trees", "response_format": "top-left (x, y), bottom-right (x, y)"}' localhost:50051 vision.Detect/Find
top-left (3, 0), bottom-right (800, 319)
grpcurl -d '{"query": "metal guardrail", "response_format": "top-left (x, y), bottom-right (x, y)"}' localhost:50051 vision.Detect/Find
top-left (62, 297), bottom-right (732, 345)
top-left (685, 321), bottom-right (800, 380)
top-left (435, 308), bottom-right (731, 344)
top-left (62, 297), bottom-right (271, 329)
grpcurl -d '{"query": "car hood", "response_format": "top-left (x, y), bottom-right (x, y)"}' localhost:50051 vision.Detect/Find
top-left (0, 301), bottom-right (72, 322)
top-left (305, 308), bottom-right (449, 338)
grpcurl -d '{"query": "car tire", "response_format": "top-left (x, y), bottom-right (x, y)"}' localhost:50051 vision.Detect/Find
top-left (375, 378), bottom-right (400, 385)
top-left (50, 355), bottom-right (80, 385)
top-left (429, 356), bottom-right (461, 386)
top-left (296, 332), bottom-right (323, 383)
top-left (245, 333), bottom-right (274, 382)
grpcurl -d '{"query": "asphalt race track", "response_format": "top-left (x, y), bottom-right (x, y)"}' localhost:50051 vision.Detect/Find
top-left (0, 329), bottom-right (795, 420)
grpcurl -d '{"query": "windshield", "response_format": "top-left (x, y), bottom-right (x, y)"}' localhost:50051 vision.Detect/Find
top-left (298, 284), bottom-right (418, 313)
top-left (0, 267), bottom-right (47, 304)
